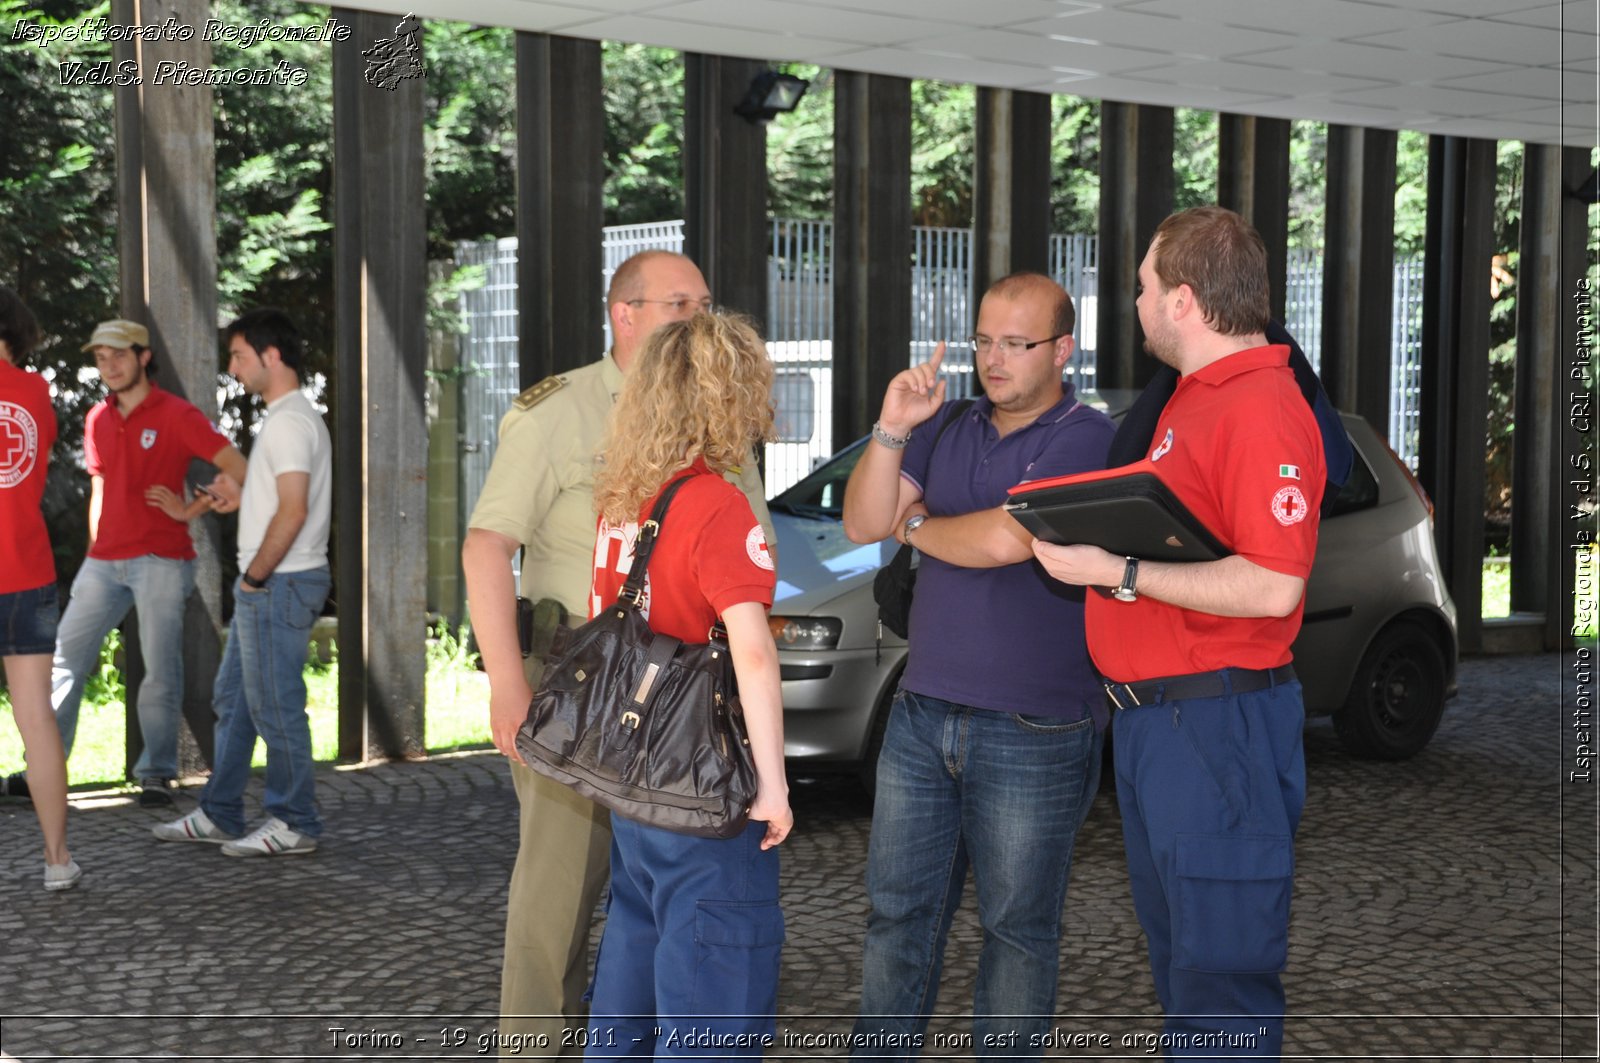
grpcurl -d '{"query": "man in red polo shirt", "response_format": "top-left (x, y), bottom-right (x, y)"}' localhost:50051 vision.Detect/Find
top-left (1, 320), bottom-right (245, 807)
top-left (1033, 207), bottom-right (1325, 1061)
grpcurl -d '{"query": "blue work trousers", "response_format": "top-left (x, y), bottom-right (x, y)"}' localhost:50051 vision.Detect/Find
top-left (584, 815), bottom-right (783, 1062)
top-left (1113, 676), bottom-right (1306, 1061)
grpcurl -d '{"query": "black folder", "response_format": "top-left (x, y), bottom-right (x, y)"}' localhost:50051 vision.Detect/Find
top-left (1004, 462), bottom-right (1230, 562)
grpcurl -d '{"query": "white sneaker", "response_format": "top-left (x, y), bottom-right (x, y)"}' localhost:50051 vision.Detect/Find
top-left (220, 817), bottom-right (317, 858)
top-left (152, 808), bottom-right (238, 844)
top-left (43, 859), bottom-right (82, 892)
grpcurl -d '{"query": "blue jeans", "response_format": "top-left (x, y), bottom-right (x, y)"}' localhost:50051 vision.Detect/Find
top-left (585, 816), bottom-right (783, 1062)
top-left (199, 567), bottom-right (329, 837)
top-left (854, 689), bottom-right (1103, 1059)
top-left (1114, 678), bottom-right (1306, 1061)
top-left (51, 555), bottom-right (194, 779)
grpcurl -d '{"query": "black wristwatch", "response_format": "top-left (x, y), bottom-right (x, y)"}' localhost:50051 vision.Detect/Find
top-left (1112, 557), bottom-right (1139, 602)
top-left (242, 571), bottom-right (268, 590)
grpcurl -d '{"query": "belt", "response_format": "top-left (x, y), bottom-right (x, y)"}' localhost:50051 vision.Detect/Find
top-left (1103, 665), bottom-right (1297, 710)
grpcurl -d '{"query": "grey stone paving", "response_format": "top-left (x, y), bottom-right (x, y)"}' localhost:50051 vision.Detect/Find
top-left (0, 653), bottom-right (1593, 1061)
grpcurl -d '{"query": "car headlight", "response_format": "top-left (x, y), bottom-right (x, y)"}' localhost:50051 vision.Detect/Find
top-left (768, 615), bottom-right (843, 650)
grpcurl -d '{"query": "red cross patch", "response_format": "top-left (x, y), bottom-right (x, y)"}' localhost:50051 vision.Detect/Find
top-left (1271, 485), bottom-right (1308, 526)
top-left (0, 401), bottom-right (39, 489)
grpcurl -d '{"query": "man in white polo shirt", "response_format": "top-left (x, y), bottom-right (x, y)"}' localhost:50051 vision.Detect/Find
top-left (153, 307), bottom-right (332, 856)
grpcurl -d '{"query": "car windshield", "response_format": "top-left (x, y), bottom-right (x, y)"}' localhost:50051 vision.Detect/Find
top-left (770, 440), bottom-right (866, 522)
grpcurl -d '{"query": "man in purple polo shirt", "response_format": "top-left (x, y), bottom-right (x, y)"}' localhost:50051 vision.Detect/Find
top-left (842, 272), bottom-right (1114, 1058)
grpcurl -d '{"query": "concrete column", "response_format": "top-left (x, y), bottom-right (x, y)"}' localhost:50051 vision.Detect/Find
top-left (516, 33), bottom-right (604, 385)
top-left (111, 0), bottom-right (221, 774)
top-left (973, 87), bottom-right (1052, 296)
top-left (1218, 114), bottom-right (1291, 321)
top-left (1321, 125), bottom-right (1398, 427)
top-left (332, 9), bottom-right (428, 760)
top-left (685, 54), bottom-right (769, 326)
top-left (1419, 135), bottom-right (1497, 653)
top-left (1097, 102), bottom-right (1173, 391)
top-left (832, 73), bottom-right (912, 451)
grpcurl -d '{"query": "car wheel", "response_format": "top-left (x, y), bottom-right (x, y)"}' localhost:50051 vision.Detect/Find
top-left (1332, 619), bottom-right (1448, 760)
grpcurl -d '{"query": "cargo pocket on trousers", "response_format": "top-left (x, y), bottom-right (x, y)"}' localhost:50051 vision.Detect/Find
top-left (1172, 833), bottom-right (1292, 974)
top-left (691, 901), bottom-right (785, 1018)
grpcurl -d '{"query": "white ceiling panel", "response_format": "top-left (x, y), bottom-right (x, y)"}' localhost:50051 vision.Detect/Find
top-left (657, 0), bottom-right (960, 46)
top-left (1488, 1), bottom-right (1599, 31)
top-left (568, 15), bottom-right (856, 62)
top-left (1369, 0), bottom-right (1554, 17)
top-left (1237, 42), bottom-right (1510, 82)
top-left (1352, 19), bottom-right (1593, 66)
top-left (1489, 101), bottom-right (1600, 127)
top-left (333, 0), bottom-right (1600, 145)
top-left (1022, 74), bottom-right (1283, 111)
top-left (830, 0), bottom-right (1096, 25)
top-left (1337, 81), bottom-right (1545, 117)
top-left (1011, 9), bottom-right (1298, 59)
top-left (909, 29), bottom-right (1174, 74)
top-left (828, 47), bottom-right (1061, 88)
top-left (1121, 0), bottom-right (1455, 40)
top-left (1155, 59), bottom-right (1393, 97)
top-left (1438, 64), bottom-right (1597, 102)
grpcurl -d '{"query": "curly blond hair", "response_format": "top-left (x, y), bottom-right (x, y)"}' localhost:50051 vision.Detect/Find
top-left (595, 311), bottom-right (776, 524)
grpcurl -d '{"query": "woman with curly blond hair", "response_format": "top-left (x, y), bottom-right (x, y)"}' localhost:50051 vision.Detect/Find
top-left (583, 310), bottom-right (790, 1061)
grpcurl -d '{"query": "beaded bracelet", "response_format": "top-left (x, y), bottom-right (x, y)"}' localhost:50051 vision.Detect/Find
top-left (871, 422), bottom-right (911, 450)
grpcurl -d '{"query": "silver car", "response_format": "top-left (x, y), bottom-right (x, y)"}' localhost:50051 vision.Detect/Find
top-left (768, 412), bottom-right (1459, 785)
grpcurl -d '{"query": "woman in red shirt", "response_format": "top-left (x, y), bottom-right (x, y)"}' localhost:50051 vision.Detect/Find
top-left (583, 311), bottom-right (790, 1060)
top-left (0, 286), bottom-right (79, 891)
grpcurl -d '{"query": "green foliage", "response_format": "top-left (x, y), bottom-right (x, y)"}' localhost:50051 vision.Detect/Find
top-left (1173, 108), bottom-right (1218, 211)
top-left (420, 23), bottom-right (516, 254)
top-left (603, 42), bottom-right (685, 225)
top-left (911, 80), bottom-right (975, 227)
top-left (1051, 95), bottom-right (1099, 234)
top-left (1394, 130), bottom-right (1430, 257)
top-left (0, 0), bottom-right (119, 575)
top-left (81, 626), bottom-right (126, 706)
top-left (767, 65), bottom-right (833, 221)
top-left (1288, 121), bottom-right (1327, 251)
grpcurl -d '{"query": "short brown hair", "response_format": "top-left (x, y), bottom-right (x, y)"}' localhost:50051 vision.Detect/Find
top-left (1150, 207), bottom-right (1270, 337)
top-left (987, 271), bottom-right (1076, 337)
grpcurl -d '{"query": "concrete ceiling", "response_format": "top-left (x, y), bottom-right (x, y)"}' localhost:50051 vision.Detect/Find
top-left (343, 0), bottom-right (1598, 146)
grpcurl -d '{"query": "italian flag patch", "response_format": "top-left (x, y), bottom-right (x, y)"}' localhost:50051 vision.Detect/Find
top-left (1279, 464), bottom-right (1300, 480)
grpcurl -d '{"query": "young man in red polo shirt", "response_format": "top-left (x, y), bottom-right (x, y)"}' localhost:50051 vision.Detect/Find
top-left (1, 320), bottom-right (245, 806)
top-left (1033, 207), bottom-right (1325, 1061)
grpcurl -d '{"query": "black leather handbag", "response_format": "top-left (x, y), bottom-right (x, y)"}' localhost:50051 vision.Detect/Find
top-left (872, 399), bottom-right (973, 639)
top-left (514, 475), bottom-right (757, 839)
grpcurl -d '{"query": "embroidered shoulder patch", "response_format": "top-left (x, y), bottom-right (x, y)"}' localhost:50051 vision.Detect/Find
top-left (746, 526), bottom-right (774, 571)
top-left (1272, 485), bottom-right (1309, 526)
top-left (512, 375), bottom-right (566, 411)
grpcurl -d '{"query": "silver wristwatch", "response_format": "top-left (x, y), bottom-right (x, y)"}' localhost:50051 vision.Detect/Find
top-left (903, 513), bottom-right (927, 545)
top-left (1112, 557), bottom-right (1139, 602)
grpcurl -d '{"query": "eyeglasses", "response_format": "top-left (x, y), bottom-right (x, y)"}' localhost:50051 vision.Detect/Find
top-left (966, 333), bottom-right (1066, 357)
top-left (627, 297), bottom-right (714, 314)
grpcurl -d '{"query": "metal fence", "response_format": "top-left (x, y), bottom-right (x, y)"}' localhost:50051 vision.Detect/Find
top-left (455, 238), bottom-right (523, 508)
top-left (1391, 255), bottom-right (1427, 468)
top-left (457, 221), bottom-right (1427, 512)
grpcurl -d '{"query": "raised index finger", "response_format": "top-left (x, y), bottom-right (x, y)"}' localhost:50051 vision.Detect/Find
top-left (927, 340), bottom-right (946, 373)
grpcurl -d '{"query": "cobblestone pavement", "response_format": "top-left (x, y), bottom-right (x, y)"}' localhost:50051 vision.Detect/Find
top-left (0, 653), bottom-right (1594, 1061)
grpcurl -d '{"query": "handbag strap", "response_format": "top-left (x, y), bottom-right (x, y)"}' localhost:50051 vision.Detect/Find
top-left (617, 472), bottom-right (696, 608)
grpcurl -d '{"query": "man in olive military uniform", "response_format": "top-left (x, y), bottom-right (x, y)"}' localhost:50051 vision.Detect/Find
top-left (461, 250), bottom-right (775, 1055)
